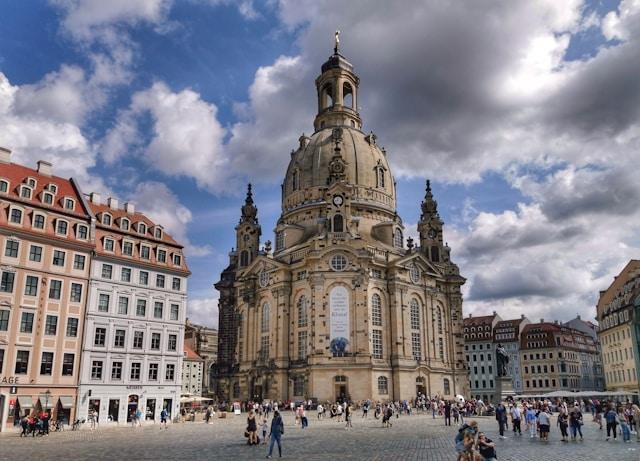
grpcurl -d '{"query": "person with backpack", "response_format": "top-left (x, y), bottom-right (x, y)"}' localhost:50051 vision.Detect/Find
top-left (455, 420), bottom-right (478, 461)
top-left (266, 410), bottom-right (284, 459)
top-left (160, 407), bottom-right (168, 429)
top-left (618, 407), bottom-right (631, 442)
top-left (604, 404), bottom-right (618, 441)
top-left (510, 404), bottom-right (521, 436)
top-left (557, 407), bottom-right (569, 442)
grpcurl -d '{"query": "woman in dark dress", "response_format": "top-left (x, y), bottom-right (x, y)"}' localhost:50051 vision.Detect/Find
top-left (247, 410), bottom-right (258, 445)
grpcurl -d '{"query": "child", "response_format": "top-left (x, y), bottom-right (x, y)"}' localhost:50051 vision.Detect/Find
top-left (261, 417), bottom-right (268, 444)
top-left (477, 432), bottom-right (497, 461)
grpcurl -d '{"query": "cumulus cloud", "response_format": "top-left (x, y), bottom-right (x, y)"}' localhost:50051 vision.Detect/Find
top-left (187, 296), bottom-right (219, 329)
top-left (0, 72), bottom-right (105, 192)
top-left (133, 181), bottom-right (213, 257)
top-left (102, 82), bottom-right (229, 192)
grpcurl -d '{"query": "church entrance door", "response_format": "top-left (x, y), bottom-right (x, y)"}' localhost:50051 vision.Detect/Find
top-left (335, 384), bottom-right (347, 403)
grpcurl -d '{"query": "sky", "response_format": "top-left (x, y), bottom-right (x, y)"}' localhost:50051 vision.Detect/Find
top-left (1, 0), bottom-right (639, 328)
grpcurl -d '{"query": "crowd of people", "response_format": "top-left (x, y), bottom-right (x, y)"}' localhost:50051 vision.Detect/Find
top-left (236, 394), bottom-right (640, 460)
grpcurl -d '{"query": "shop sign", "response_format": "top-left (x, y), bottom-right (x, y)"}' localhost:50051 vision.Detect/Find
top-left (0, 376), bottom-right (20, 384)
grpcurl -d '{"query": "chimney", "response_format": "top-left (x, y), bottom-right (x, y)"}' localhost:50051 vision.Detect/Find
top-left (107, 197), bottom-right (119, 210)
top-left (492, 310), bottom-right (497, 316)
top-left (0, 147), bottom-right (11, 164)
top-left (576, 314), bottom-right (581, 320)
top-left (124, 202), bottom-right (135, 214)
top-left (521, 314), bottom-right (525, 319)
top-left (540, 318), bottom-right (544, 323)
top-left (89, 192), bottom-right (101, 205)
top-left (37, 160), bottom-right (52, 176)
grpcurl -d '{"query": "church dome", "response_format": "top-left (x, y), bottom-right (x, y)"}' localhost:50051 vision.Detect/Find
top-left (283, 126), bottom-right (396, 213)
top-left (281, 43), bottom-right (396, 215)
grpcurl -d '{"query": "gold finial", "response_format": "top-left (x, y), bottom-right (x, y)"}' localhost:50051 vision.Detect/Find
top-left (334, 30), bottom-right (340, 54)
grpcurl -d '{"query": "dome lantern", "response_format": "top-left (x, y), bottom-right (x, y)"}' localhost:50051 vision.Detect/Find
top-left (314, 33), bottom-right (362, 132)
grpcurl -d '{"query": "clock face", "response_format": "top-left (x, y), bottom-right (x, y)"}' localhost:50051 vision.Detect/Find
top-left (332, 195), bottom-right (344, 206)
top-left (428, 228), bottom-right (437, 239)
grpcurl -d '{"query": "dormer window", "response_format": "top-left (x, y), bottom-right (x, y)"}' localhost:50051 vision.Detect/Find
top-left (33, 213), bottom-right (45, 230)
top-left (121, 218), bottom-right (130, 231)
top-left (157, 249), bottom-right (166, 263)
top-left (138, 223), bottom-right (147, 235)
top-left (64, 198), bottom-right (75, 210)
top-left (154, 227), bottom-right (163, 239)
top-left (103, 238), bottom-right (114, 252)
top-left (42, 192), bottom-right (54, 205)
top-left (9, 207), bottom-right (23, 224)
top-left (20, 186), bottom-right (32, 199)
top-left (46, 183), bottom-right (57, 194)
top-left (102, 213), bottom-right (112, 226)
top-left (77, 224), bottom-right (88, 240)
top-left (56, 219), bottom-right (68, 235)
top-left (26, 177), bottom-right (37, 188)
top-left (173, 254), bottom-right (182, 266)
top-left (0, 180), bottom-right (9, 193)
top-left (122, 240), bottom-right (133, 256)
top-left (140, 245), bottom-right (150, 259)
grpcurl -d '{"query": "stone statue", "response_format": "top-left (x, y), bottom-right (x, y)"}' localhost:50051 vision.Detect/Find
top-left (334, 30), bottom-right (340, 54)
top-left (496, 343), bottom-right (509, 377)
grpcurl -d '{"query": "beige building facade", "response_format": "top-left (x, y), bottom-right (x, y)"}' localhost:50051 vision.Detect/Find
top-left (597, 260), bottom-right (640, 393)
top-left (214, 47), bottom-right (467, 403)
top-left (0, 150), bottom-right (92, 430)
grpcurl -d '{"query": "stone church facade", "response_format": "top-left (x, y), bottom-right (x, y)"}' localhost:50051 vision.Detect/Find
top-left (213, 48), bottom-right (467, 403)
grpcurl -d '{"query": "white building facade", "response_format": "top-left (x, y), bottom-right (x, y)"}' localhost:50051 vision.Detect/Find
top-left (77, 195), bottom-right (189, 424)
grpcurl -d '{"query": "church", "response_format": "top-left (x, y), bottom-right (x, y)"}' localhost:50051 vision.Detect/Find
top-left (213, 42), bottom-right (468, 404)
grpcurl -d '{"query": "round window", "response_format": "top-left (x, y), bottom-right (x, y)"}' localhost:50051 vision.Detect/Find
top-left (410, 265), bottom-right (420, 284)
top-left (330, 254), bottom-right (348, 271)
top-left (259, 271), bottom-right (270, 287)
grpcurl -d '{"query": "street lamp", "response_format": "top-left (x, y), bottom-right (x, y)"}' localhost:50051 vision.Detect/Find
top-left (44, 389), bottom-right (51, 415)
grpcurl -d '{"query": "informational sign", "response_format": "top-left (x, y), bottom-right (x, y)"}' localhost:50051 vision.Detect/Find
top-left (329, 286), bottom-right (350, 354)
top-left (233, 402), bottom-right (241, 415)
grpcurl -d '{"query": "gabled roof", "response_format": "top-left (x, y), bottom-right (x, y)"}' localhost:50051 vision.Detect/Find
top-left (184, 344), bottom-right (203, 361)
top-left (0, 162), bottom-right (89, 217)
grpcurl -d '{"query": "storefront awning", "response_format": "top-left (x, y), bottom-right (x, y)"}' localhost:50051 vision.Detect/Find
top-left (17, 396), bottom-right (34, 409)
top-left (58, 396), bottom-right (75, 409)
top-left (38, 394), bottom-right (54, 409)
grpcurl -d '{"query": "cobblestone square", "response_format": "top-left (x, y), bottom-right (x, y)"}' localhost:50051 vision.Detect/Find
top-left (2, 412), bottom-right (639, 460)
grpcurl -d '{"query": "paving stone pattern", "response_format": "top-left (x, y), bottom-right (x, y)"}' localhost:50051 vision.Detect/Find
top-left (1, 412), bottom-right (639, 460)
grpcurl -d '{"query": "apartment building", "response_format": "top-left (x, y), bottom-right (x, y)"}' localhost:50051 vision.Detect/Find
top-left (0, 149), bottom-right (92, 430)
top-left (463, 312), bottom-right (501, 403)
top-left (76, 194), bottom-right (190, 424)
top-left (182, 344), bottom-right (204, 396)
top-left (597, 260), bottom-right (640, 392)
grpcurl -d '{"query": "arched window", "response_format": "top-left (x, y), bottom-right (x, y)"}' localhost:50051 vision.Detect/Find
top-left (297, 296), bottom-right (308, 327)
top-left (261, 303), bottom-right (270, 333)
top-left (343, 82), bottom-right (353, 108)
top-left (378, 168), bottom-right (385, 188)
top-left (333, 214), bottom-right (344, 232)
top-left (431, 245), bottom-right (440, 262)
top-left (410, 299), bottom-right (420, 329)
top-left (377, 376), bottom-right (388, 394)
top-left (443, 378), bottom-right (450, 395)
top-left (334, 375), bottom-right (347, 383)
top-left (292, 169), bottom-right (300, 191)
top-left (322, 83), bottom-right (333, 109)
top-left (437, 308), bottom-right (443, 334)
top-left (371, 294), bottom-right (382, 326)
top-left (240, 250), bottom-right (249, 267)
top-left (393, 229), bottom-right (403, 248)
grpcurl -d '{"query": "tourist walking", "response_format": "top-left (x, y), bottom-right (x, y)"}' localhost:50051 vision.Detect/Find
top-left (632, 405), bottom-right (640, 442)
top-left (444, 401), bottom-right (452, 426)
top-left (510, 404), bottom-right (521, 435)
top-left (247, 410), bottom-right (258, 445)
top-left (538, 407), bottom-right (551, 441)
top-left (604, 405), bottom-right (618, 441)
top-left (495, 402), bottom-right (507, 438)
top-left (525, 406), bottom-right (537, 438)
top-left (619, 407), bottom-right (631, 442)
top-left (569, 404), bottom-right (584, 441)
top-left (557, 408), bottom-right (569, 442)
top-left (317, 403), bottom-right (324, 420)
top-left (160, 407), bottom-right (168, 429)
top-left (261, 417), bottom-right (268, 444)
top-left (345, 402), bottom-right (353, 428)
top-left (266, 410), bottom-right (284, 459)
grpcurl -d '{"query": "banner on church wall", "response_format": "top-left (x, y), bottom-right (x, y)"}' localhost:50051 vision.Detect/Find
top-left (329, 286), bottom-right (350, 354)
